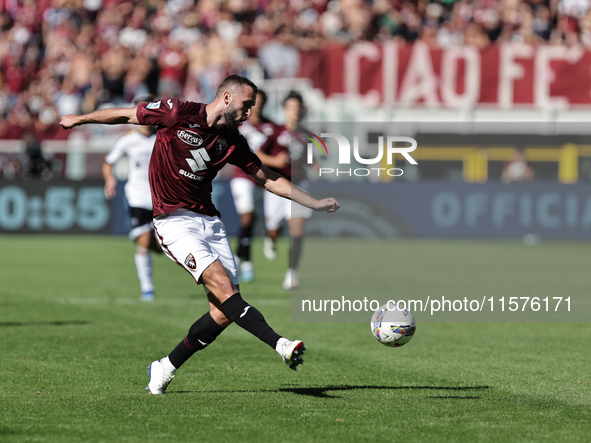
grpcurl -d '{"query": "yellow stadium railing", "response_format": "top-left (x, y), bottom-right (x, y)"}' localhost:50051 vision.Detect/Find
top-left (385, 144), bottom-right (585, 183)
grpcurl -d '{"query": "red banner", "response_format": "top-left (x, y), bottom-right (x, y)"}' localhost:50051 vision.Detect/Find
top-left (298, 43), bottom-right (591, 108)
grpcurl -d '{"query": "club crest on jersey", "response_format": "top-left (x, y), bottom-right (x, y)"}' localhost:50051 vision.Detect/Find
top-left (177, 129), bottom-right (204, 147)
top-left (216, 139), bottom-right (228, 154)
top-left (146, 101), bottom-right (161, 109)
top-left (184, 253), bottom-right (196, 270)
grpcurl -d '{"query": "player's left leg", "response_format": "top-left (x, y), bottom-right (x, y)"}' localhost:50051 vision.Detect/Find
top-left (200, 260), bottom-right (305, 370)
top-left (200, 218), bottom-right (305, 368)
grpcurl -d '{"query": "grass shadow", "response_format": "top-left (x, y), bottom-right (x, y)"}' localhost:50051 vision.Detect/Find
top-left (175, 385), bottom-right (490, 399)
top-left (0, 320), bottom-right (88, 327)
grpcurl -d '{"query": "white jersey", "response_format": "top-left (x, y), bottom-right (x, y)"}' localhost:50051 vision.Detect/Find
top-left (105, 129), bottom-right (156, 210)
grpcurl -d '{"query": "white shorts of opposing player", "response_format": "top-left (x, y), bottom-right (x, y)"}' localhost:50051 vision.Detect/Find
top-left (263, 183), bottom-right (313, 231)
top-left (230, 177), bottom-right (256, 215)
top-left (263, 181), bottom-right (311, 291)
top-left (153, 209), bottom-right (239, 285)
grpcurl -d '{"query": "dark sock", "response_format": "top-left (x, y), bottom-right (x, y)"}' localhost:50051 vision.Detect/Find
top-left (236, 225), bottom-right (253, 262)
top-left (168, 312), bottom-right (225, 369)
top-left (222, 293), bottom-right (281, 349)
top-left (291, 235), bottom-right (303, 269)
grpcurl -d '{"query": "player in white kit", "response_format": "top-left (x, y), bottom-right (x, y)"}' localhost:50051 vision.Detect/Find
top-left (103, 95), bottom-right (161, 301)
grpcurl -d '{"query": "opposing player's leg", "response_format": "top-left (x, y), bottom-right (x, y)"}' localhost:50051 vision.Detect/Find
top-left (283, 217), bottom-right (304, 290)
top-left (135, 231), bottom-right (155, 301)
top-left (129, 207), bottom-right (157, 301)
top-left (236, 212), bottom-right (255, 282)
top-left (283, 194), bottom-right (313, 290)
top-left (230, 177), bottom-right (256, 281)
top-left (263, 190), bottom-right (289, 261)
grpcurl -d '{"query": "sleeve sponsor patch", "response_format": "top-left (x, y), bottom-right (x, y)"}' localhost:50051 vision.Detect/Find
top-left (146, 101), bottom-right (161, 109)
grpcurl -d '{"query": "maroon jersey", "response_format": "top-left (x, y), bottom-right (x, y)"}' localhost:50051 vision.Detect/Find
top-left (137, 98), bottom-right (262, 217)
top-left (259, 125), bottom-right (307, 184)
top-left (232, 118), bottom-right (277, 182)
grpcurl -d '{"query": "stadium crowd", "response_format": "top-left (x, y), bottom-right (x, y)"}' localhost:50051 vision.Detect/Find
top-left (0, 0), bottom-right (589, 145)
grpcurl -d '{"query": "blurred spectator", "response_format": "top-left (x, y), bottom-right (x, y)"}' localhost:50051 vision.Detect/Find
top-left (157, 36), bottom-right (188, 98)
top-left (258, 25), bottom-right (301, 79)
top-left (100, 43), bottom-right (128, 104)
top-left (502, 150), bottom-right (535, 183)
top-left (21, 131), bottom-right (53, 180)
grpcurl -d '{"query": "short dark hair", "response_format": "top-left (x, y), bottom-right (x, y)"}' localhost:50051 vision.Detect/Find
top-left (215, 75), bottom-right (258, 98)
top-left (283, 90), bottom-right (303, 107)
top-left (257, 89), bottom-right (267, 105)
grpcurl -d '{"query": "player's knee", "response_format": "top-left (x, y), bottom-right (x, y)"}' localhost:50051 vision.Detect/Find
top-left (136, 232), bottom-right (152, 250)
top-left (149, 234), bottom-right (163, 253)
top-left (291, 228), bottom-right (304, 238)
top-left (214, 279), bottom-right (236, 301)
top-left (204, 273), bottom-right (236, 301)
top-left (209, 307), bottom-right (232, 327)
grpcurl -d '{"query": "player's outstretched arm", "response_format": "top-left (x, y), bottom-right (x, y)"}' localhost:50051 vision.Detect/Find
top-left (60, 107), bottom-right (140, 129)
top-left (252, 165), bottom-right (340, 213)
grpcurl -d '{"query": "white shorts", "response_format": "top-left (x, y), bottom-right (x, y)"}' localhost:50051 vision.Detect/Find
top-left (264, 181), bottom-right (313, 230)
top-left (153, 209), bottom-right (239, 286)
top-left (230, 177), bottom-right (256, 215)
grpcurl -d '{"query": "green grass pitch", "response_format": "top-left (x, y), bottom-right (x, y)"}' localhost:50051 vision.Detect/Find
top-left (0, 235), bottom-right (589, 442)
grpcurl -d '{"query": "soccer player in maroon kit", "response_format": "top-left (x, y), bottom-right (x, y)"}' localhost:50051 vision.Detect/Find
top-left (60, 75), bottom-right (340, 394)
top-left (229, 89), bottom-right (278, 282)
top-left (258, 91), bottom-right (311, 290)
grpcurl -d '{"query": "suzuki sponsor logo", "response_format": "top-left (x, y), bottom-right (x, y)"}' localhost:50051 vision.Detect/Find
top-left (179, 169), bottom-right (204, 181)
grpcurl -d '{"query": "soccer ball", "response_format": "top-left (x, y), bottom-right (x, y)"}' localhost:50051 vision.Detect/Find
top-left (370, 303), bottom-right (416, 347)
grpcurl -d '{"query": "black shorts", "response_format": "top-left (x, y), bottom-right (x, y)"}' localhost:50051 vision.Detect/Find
top-left (129, 207), bottom-right (154, 230)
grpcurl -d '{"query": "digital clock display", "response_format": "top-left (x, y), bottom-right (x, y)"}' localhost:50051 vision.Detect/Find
top-left (0, 181), bottom-right (110, 234)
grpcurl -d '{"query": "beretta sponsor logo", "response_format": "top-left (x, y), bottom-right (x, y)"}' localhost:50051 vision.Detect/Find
top-left (177, 129), bottom-right (204, 147)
